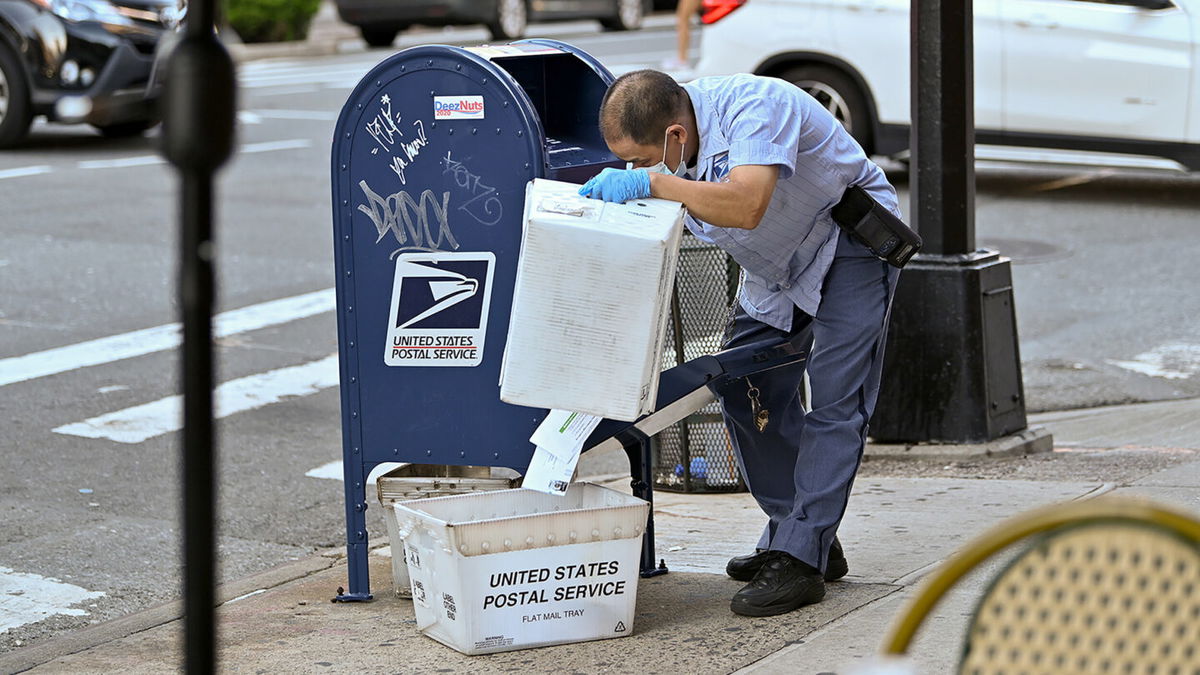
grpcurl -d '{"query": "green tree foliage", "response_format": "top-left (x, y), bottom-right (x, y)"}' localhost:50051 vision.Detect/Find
top-left (227, 0), bottom-right (321, 43)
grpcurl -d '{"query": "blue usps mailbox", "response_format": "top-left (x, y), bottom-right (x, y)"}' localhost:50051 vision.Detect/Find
top-left (330, 40), bottom-right (622, 601)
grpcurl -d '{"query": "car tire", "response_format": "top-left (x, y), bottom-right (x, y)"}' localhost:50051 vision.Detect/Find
top-left (361, 26), bottom-right (399, 48)
top-left (779, 64), bottom-right (874, 155)
top-left (600, 0), bottom-right (645, 31)
top-left (0, 42), bottom-right (33, 149)
top-left (487, 0), bottom-right (527, 41)
top-left (94, 119), bottom-right (157, 138)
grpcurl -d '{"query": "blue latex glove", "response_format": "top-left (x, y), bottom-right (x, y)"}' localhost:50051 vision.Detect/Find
top-left (578, 167), bottom-right (652, 203)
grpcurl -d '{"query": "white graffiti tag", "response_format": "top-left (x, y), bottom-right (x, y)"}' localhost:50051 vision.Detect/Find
top-left (357, 180), bottom-right (461, 254)
top-left (441, 151), bottom-right (503, 226)
top-left (365, 94), bottom-right (430, 186)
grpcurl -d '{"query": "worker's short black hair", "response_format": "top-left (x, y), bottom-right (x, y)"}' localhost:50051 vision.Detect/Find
top-left (599, 69), bottom-right (688, 146)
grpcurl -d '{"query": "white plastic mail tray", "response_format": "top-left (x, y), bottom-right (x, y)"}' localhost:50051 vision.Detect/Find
top-left (499, 178), bottom-right (685, 422)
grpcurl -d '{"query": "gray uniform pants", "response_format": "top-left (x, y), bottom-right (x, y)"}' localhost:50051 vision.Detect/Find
top-left (718, 229), bottom-right (899, 574)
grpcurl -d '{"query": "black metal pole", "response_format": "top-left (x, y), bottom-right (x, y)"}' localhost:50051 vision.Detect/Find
top-left (871, 0), bottom-right (1031, 444)
top-left (911, 0), bottom-right (975, 255)
top-left (161, 1), bottom-right (236, 669)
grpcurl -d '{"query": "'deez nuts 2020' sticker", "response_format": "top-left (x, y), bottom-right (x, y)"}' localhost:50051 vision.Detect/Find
top-left (384, 251), bottom-right (495, 367)
top-left (434, 95), bottom-right (485, 120)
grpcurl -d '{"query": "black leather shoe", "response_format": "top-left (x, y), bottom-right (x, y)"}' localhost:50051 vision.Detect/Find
top-left (726, 537), bottom-right (848, 582)
top-left (730, 550), bottom-right (825, 617)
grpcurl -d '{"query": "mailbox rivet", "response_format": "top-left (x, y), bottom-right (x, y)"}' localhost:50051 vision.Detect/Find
top-left (429, 90), bottom-right (435, 96)
top-left (471, 128), bottom-right (477, 135)
top-left (516, 130), bottom-right (523, 137)
top-left (400, 65), bottom-right (406, 71)
top-left (459, 451), bottom-right (465, 457)
top-left (448, 128), bottom-right (454, 135)
top-left (356, 103), bottom-right (362, 109)
top-left (352, 412), bottom-right (358, 419)
top-left (349, 341), bottom-right (355, 348)
top-left (524, 163), bottom-right (530, 170)
top-left (493, 452), bottom-right (500, 458)
top-left (355, 504), bottom-right (363, 512)
top-left (343, 234), bottom-right (349, 241)
top-left (346, 270), bottom-right (351, 277)
top-left (341, 164), bottom-right (347, 170)
top-left (426, 450), bottom-right (433, 456)
top-left (376, 80), bottom-right (381, 87)
top-left (350, 377), bottom-right (357, 383)
top-left (356, 531), bottom-right (365, 540)
top-left (503, 101), bottom-right (508, 108)
top-left (348, 305), bottom-right (353, 312)
top-left (427, 59), bottom-right (433, 66)
top-left (455, 64), bottom-right (461, 71)
top-left (495, 128), bottom-right (501, 135)
top-left (355, 482), bottom-right (362, 489)
top-left (393, 448), bottom-right (399, 455)
top-left (344, 132), bottom-right (350, 139)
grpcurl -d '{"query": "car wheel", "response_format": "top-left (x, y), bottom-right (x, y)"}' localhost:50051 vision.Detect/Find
top-left (0, 42), bottom-right (33, 149)
top-left (94, 120), bottom-right (157, 138)
top-left (600, 0), bottom-right (644, 31)
top-left (779, 64), bottom-right (874, 155)
top-left (487, 0), bottom-right (527, 41)
top-left (361, 26), bottom-right (399, 48)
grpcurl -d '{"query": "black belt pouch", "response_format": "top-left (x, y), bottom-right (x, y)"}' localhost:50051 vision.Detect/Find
top-left (830, 185), bottom-right (923, 268)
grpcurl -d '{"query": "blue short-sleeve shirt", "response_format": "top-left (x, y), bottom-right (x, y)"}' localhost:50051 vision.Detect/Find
top-left (681, 74), bottom-right (900, 331)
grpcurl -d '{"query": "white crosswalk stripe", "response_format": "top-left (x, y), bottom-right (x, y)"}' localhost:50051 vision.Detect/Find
top-left (54, 354), bottom-right (340, 444)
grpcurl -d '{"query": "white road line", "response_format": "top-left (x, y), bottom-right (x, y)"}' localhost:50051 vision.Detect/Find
top-left (0, 165), bottom-right (53, 180)
top-left (249, 109), bottom-right (339, 121)
top-left (0, 287), bottom-right (334, 388)
top-left (78, 156), bottom-right (164, 170)
top-left (255, 85), bottom-right (322, 97)
top-left (241, 139), bottom-right (313, 153)
top-left (74, 139), bottom-right (311, 170)
top-left (54, 354), bottom-right (340, 444)
top-left (1, 566), bottom-right (105, 633)
top-left (1108, 342), bottom-right (1200, 380)
top-left (305, 460), bottom-right (405, 485)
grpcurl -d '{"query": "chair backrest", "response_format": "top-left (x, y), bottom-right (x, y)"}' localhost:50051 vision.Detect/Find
top-left (881, 497), bottom-right (1200, 675)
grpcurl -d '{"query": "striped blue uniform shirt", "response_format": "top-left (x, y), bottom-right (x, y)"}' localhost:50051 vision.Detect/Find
top-left (681, 74), bottom-right (900, 331)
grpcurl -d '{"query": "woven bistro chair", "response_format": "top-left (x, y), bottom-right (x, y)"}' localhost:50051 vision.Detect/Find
top-left (874, 497), bottom-right (1200, 675)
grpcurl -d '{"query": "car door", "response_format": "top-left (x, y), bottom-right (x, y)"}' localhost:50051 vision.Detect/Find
top-left (1001, 0), bottom-right (1193, 142)
top-left (829, 0), bottom-right (1004, 130)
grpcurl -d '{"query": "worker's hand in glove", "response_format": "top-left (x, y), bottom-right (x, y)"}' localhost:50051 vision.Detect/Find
top-left (578, 167), bottom-right (651, 203)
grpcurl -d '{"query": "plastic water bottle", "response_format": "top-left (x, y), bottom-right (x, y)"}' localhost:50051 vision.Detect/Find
top-left (673, 456), bottom-right (708, 480)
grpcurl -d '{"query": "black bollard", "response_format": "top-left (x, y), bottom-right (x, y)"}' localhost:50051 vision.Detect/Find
top-left (159, 2), bottom-right (236, 670)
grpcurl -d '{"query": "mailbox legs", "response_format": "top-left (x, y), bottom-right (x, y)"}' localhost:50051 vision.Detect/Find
top-left (335, 460), bottom-right (374, 602)
top-left (620, 428), bottom-right (669, 578)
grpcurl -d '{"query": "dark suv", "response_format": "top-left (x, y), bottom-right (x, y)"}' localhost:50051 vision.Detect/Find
top-left (0, 0), bottom-right (182, 146)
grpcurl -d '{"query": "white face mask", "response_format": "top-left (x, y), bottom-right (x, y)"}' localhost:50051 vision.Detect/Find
top-left (630, 128), bottom-right (688, 177)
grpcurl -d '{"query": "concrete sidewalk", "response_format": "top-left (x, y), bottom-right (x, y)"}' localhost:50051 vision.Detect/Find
top-left (4, 398), bottom-right (1198, 674)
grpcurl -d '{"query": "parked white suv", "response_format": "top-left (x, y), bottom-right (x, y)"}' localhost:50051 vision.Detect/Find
top-left (694, 0), bottom-right (1200, 170)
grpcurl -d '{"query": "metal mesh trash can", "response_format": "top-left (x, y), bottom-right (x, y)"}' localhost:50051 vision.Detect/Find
top-left (654, 231), bottom-right (746, 493)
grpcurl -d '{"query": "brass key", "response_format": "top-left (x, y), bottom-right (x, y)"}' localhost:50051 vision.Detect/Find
top-left (747, 383), bottom-right (769, 433)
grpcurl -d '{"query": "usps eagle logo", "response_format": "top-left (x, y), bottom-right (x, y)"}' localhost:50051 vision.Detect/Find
top-left (385, 252), bottom-right (496, 367)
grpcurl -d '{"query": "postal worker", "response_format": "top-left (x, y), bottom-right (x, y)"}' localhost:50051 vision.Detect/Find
top-left (580, 69), bottom-right (903, 617)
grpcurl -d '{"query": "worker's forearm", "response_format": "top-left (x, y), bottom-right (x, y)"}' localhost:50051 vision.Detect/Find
top-left (647, 173), bottom-right (766, 230)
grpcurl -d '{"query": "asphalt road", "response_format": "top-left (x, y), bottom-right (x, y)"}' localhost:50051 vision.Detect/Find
top-left (2, 18), bottom-right (1200, 654)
